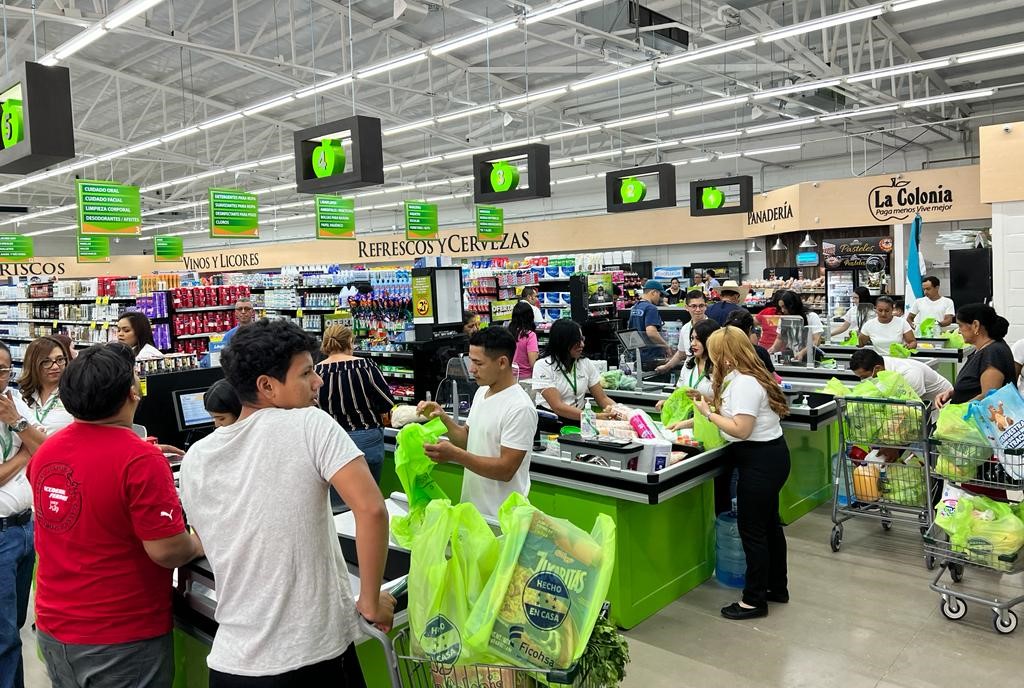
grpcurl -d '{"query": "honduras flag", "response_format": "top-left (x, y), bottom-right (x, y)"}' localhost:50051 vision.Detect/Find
top-left (906, 214), bottom-right (926, 300)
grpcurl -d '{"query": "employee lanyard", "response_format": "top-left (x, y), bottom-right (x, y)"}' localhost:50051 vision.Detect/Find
top-left (560, 363), bottom-right (579, 399)
top-left (0, 425), bottom-right (10, 461)
top-left (34, 391), bottom-right (60, 425)
top-left (688, 364), bottom-right (707, 389)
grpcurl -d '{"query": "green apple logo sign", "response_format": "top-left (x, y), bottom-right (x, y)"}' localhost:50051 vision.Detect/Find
top-left (702, 186), bottom-right (725, 210)
top-left (489, 161), bottom-right (520, 193)
top-left (620, 177), bottom-right (647, 204)
top-left (312, 138), bottom-right (345, 178)
top-left (1, 100), bottom-right (23, 150)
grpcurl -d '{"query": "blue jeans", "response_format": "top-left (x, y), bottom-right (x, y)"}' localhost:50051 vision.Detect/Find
top-left (0, 518), bottom-right (33, 688)
top-left (331, 428), bottom-right (386, 511)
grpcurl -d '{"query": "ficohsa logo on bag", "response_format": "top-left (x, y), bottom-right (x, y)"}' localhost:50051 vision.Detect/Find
top-left (421, 614), bottom-right (461, 664)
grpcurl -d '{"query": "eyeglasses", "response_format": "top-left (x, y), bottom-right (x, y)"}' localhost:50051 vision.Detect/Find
top-left (40, 357), bottom-right (67, 370)
top-left (0, 368), bottom-right (12, 378)
top-left (235, 306), bottom-right (254, 313)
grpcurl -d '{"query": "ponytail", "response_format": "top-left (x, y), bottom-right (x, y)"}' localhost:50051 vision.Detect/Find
top-left (955, 303), bottom-right (1009, 341)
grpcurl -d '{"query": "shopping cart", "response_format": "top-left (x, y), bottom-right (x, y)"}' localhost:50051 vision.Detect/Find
top-left (923, 438), bottom-right (1024, 634)
top-left (830, 396), bottom-right (932, 555)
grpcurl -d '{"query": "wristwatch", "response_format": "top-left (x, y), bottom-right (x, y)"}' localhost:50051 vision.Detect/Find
top-left (8, 418), bottom-right (28, 433)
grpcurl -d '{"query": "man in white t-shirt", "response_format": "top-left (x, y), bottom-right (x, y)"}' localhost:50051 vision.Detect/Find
top-left (180, 320), bottom-right (393, 685)
top-left (419, 327), bottom-right (538, 517)
top-left (859, 296), bottom-right (916, 356)
top-left (849, 348), bottom-right (953, 403)
top-left (907, 276), bottom-right (956, 333)
top-left (656, 290), bottom-right (708, 374)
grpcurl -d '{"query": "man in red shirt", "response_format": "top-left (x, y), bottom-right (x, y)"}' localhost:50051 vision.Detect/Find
top-left (29, 343), bottom-right (202, 688)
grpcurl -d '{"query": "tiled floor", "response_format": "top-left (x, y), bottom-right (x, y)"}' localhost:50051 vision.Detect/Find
top-left (23, 505), bottom-right (1024, 687)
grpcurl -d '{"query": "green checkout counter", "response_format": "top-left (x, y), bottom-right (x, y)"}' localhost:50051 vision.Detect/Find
top-left (819, 340), bottom-right (966, 384)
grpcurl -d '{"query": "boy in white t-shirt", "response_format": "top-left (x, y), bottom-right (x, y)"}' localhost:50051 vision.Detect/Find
top-left (859, 295), bottom-right (916, 355)
top-left (419, 327), bottom-right (539, 517)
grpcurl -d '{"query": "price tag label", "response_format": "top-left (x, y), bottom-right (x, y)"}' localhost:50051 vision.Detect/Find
top-left (89, 321), bottom-right (97, 330)
top-left (139, 378), bottom-right (148, 397)
top-left (296, 308), bottom-right (304, 318)
top-left (95, 297), bottom-right (101, 305)
top-left (52, 320), bottom-right (58, 329)
top-left (102, 322), bottom-right (109, 330)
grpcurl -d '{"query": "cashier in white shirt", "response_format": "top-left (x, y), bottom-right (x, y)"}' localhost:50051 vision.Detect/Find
top-left (858, 296), bottom-right (916, 355)
top-left (532, 319), bottom-right (615, 423)
top-left (907, 276), bottom-right (955, 333)
top-left (655, 290), bottom-right (709, 374)
top-left (848, 349), bottom-right (953, 403)
top-left (418, 327), bottom-right (539, 517)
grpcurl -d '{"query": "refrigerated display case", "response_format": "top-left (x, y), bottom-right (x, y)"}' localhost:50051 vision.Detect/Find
top-left (822, 236), bottom-right (894, 328)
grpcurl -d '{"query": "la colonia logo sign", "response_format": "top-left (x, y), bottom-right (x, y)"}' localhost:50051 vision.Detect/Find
top-left (868, 177), bottom-right (954, 222)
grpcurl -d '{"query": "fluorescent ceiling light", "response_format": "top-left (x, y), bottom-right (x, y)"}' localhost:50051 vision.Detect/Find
top-left (525, 0), bottom-right (604, 25)
top-left (25, 226), bottom-right (76, 237)
top-left (744, 144), bottom-right (802, 156)
top-left (681, 131), bottom-right (739, 144)
top-left (745, 117), bottom-right (814, 134)
top-left (716, 152), bottom-right (741, 160)
top-left (402, 156), bottom-right (442, 168)
top-left (437, 105), bottom-right (495, 123)
top-left (607, 111), bottom-right (669, 128)
top-left (126, 139), bottom-right (161, 153)
top-left (198, 112), bottom-right (244, 130)
top-left (753, 79), bottom-right (841, 101)
top-left (553, 174), bottom-right (597, 185)
top-left (260, 154), bottom-right (293, 166)
top-left (572, 150), bottom-right (620, 162)
top-left (384, 119), bottom-right (436, 135)
top-left (499, 87), bottom-right (568, 108)
top-left (543, 125), bottom-right (602, 141)
top-left (104, 0), bottom-right (165, 29)
top-left (93, 151), bottom-right (124, 163)
top-left (430, 21), bottom-right (517, 55)
top-left (763, 5), bottom-right (884, 42)
top-left (819, 104), bottom-right (898, 121)
top-left (846, 57), bottom-right (951, 83)
top-left (160, 127), bottom-right (198, 143)
top-left (295, 76), bottom-right (354, 99)
top-left (243, 95), bottom-right (296, 116)
top-left (891, 0), bottom-right (948, 10)
top-left (570, 64), bottom-right (652, 92)
top-left (903, 89), bottom-right (994, 108)
top-left (673, 95), bottom-right (748, 116)
top-left (356, 52), bottom-right (427, 79)
top-left (623, 140), bottom-right (679, 154)
top-left (443, 146), bottom-right (491, 161)
top-left (660, 38), bottom-right (757, 68)
top-left (957, 43), bottom-right (1024, 64)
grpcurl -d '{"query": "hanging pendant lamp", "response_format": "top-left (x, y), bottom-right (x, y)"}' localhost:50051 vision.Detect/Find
top-left (771, 237), bottom-right (787, 251)
top-left (747, 241), bottom-right (763, 253)
top-left (799, 232), bottom-right (818, 249)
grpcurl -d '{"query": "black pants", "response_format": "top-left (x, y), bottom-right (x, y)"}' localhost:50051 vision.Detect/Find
top-left (209, 644), bottom-right (366, 688)
top-left (732, 436), bottom-right (791, 608)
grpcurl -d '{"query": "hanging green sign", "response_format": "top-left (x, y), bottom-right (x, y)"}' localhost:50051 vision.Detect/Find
top-left (702, 186), bottom-right (725, 209)
top-left (620, 177), bottom-right (647, 204)
top-left (405, 201), bottom-right (438, 240)
top-left (1, 99), bottom-right (23, 149)
top-left (76, 180), bottom-right (141, 235)
top-left (476, 205), bottom-right (504, 242)
top-left (315, 195), bottom-right (355, 239)
top-left (77, 235), bottom-right (110, 263)
top-left (153, 236), bottom-right (184, 262)
top-left (209, 188), bottom-right (259, 238)
top-left (489, 161), bottom-right (520, 193)
top-left (0, 234), bottom-right (32, 262)
top-left (312, 139), bottom-right (346, 178)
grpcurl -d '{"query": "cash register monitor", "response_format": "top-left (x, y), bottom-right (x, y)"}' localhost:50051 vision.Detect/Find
top-left (172, 388), bottom-right (215, 432)
top-left (617, 330), bottom-right (649, 351)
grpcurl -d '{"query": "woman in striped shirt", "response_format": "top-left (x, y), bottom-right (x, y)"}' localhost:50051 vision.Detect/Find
top-left (315, 324), bottom-right (395, 487)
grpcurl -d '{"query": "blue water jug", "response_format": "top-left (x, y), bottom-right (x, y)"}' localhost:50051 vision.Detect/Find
top-left (715, 511), bottom-right (746, 588)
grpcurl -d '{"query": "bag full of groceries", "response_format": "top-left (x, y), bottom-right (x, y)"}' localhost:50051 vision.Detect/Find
top-left (932, 403), bottom-right (991, 482)
top-left (968, 384), bottom-right (1024, 480)
top-left (466, 493), bottom-right (616, 672)
top-left (934, 490), bottom-right (1024, 565)
top-left (845, 371), bottom-right (923, 445)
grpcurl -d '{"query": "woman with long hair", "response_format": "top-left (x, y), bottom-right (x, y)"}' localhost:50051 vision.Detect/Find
top-left (315, 323), bottom-right (395, 487)
top-left (204, 380), bottom-right (243, 428)
top-left (116, 311), bottom-right (164, 360)
top-left (770, 290), bottom-right (824, 360)
top-left (508, 301), bottom-right (539, 380)
top-left (694, 327), bottom-right (791, 620)
top-left (16, 335), bottom-right (75, 437)
top-left (830, 286), bottom-right (874, 337)
top-left (937, 303), bottom-right (1015, 407)
top-left (656, 319), bottom-right (719, 430)
top-left (533, 319), bottom-right (614, 423)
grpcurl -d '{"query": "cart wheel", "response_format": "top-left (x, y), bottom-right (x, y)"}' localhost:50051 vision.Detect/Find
top-left (993, 610), bottom-right (1018, 635)
top-left (941, 596), bottom-right (967, 621)
top-left (925, 555), bottom-right (936, 570)
top-left (830, 526), bottom-right (842, 553)
top-left (950, 564), bottom-right (964, 583)
top-left (881, 520), bottom-right (893, 531)
top-left (920, 526), bottom-right (929, 537)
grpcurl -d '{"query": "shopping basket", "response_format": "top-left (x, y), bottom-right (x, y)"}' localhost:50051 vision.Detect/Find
top-left (924, 438), bottom-right (1024, 634)
top-left (830, 397), bottom-right (932, 556)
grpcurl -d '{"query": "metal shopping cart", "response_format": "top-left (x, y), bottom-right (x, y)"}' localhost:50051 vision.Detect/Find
top-left (923, 438), bottom-right (1024, 634)
top-left (830, 396), bottom-right (932, 555)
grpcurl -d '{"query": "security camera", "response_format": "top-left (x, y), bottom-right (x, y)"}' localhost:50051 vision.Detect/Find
top-left (1003, 124), bottom-right (1013, 133)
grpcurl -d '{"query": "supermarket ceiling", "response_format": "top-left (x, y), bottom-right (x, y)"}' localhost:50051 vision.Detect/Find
top-left (0, 0), bottom-right (1023, 245)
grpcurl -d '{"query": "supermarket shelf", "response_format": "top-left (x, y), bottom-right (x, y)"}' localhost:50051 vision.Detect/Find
top-left (354, 350), bottom-right (413, 360)
top-left (588, 301), bottom-right (614, 308)
top-left (0, 296), bottom-right (137, 304)
top-left (393, 393), bottom-right (416, 401)
top-left (538, 277), bottom-right (571, 282)
top-left (381, 371), bottom-right (415, 379)
top-left (0, 318), bottom-right (119, 325)
top-left (174, 305), bottom-right (235, 313)
top-left (297, 307), bottom-right (341, 312)
top-left (174, 332), bottom-right (227, 340)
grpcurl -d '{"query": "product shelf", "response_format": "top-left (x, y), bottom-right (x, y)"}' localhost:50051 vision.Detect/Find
top-left (174, 332), bottom-right (227, 340)
top-left (354, 350), bottom-right (413, 360)
top-left (0, 296), bottom-right (137, 304)
top-left (174, 305), bottom-right (236, 313)
top-left (0, 318), bottom-right (119, 325)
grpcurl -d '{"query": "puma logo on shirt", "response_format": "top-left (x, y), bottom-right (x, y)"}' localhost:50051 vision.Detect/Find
top-left (160, 510), bottom-right (174, 521)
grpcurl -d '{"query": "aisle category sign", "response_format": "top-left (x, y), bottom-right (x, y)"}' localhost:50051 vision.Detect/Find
top-left (475, 205), bottom-right (504, 242)
top-left (405, 201), bottom-right (438, 240)
top-left (77, 235), bottom-right (110, 264)
top-left (153, 236), bottom-right (184, 263)
top-left (0, 234), bottom-right (32, 262)
top-left (209, 188), bottom-right (259, 238)
top-left (315, 195), bottom-right (356, 239)
top-left (76, 180), bottom-right (141, 235)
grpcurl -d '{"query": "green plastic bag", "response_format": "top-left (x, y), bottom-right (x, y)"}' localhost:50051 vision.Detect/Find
top-left (466, 493), bottom-right (616, 672)
top-left (933, 402), bottom-right (990, 481)
top-left (407, 500), bottom-right (501, 666)
top-left (693, 410), bottom-right (727, 450)
top-left (840, 330), bottom-right (859, 347)
top-left (882, 463), bottom-right (926, 507)
top-left (661, 387), bottom-right (695, 426)
top-left (845, 371), bottom-right (922, 444)
top-left (917, 317), bottom-right (938, 337)
top-left (889, 342), bottom-right (916, 358)
top-left (391, 417), bottom-right (448, 547)
top-left (941, 331), bottom-right (966, 349)
top-left (818, 377), bottom-right (850, 397)
top-left (600, 369), bottom-right (622, 390)
top-left (939, 494), bottom-right (1024, 561)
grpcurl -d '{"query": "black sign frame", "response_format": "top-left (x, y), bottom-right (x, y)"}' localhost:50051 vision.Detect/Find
top-left (0, 62), bottom-right (75, 174)
top-left (605, 164), bottom-right (677, 213)
top-left (689, 175), bottom-right (753, 217)
top-left (472, 143), bottom-right (550, 204)
top-left (294, 115), bottom-right (384, 194)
